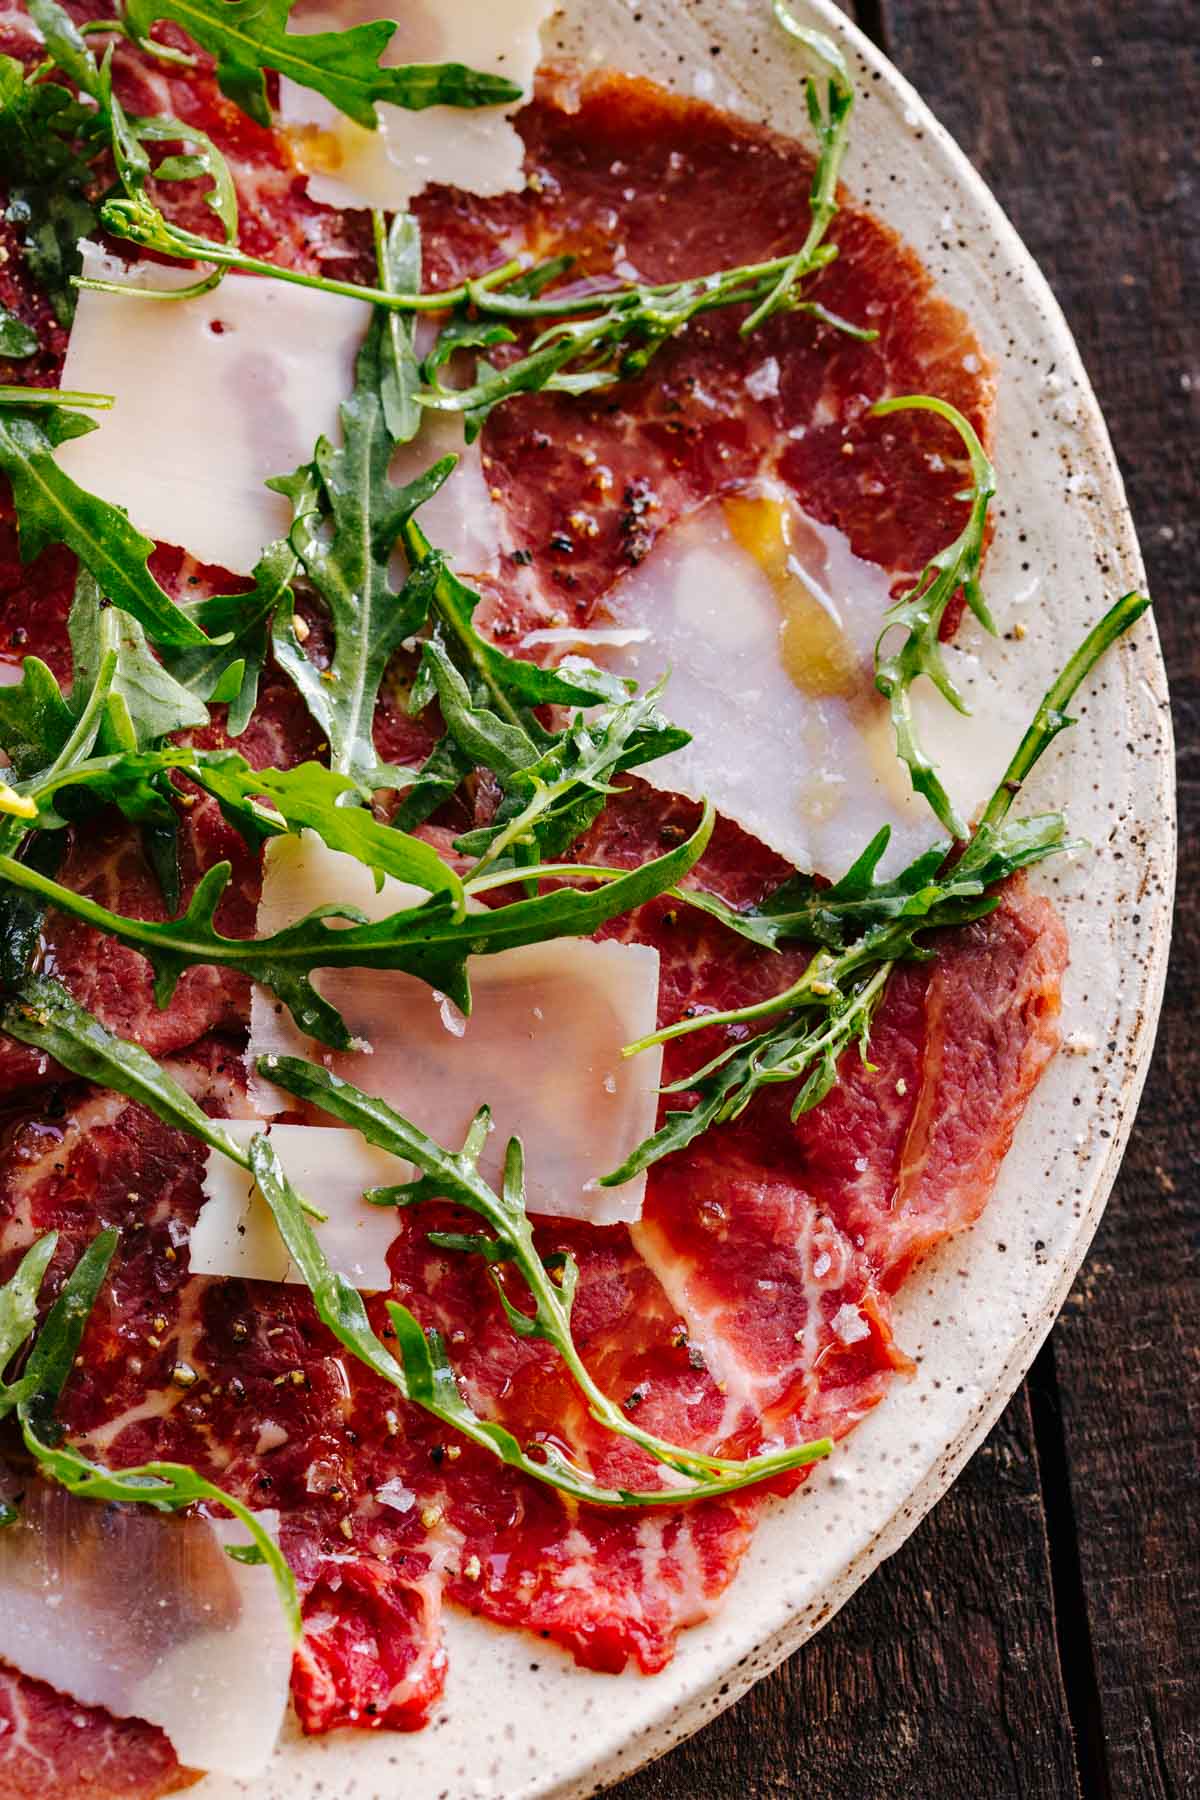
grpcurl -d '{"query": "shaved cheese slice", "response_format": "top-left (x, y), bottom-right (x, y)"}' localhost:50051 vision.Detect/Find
top-left (0, 1477), bottom-right (291, 1778)
top-left (586, 490), bottom-right (1027, 879)
top-left (191, 1120), bottom-right (408, 1289)
top-left (57, 245), bottom-right (370, 575)
top-left (248, 834), bottom-right (662, 1224)
top-left (279, 0), bottom-right (553, 212)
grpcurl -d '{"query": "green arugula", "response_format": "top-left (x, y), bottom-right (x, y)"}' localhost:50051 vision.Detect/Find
top-left (871, 394), bottom-right (998, 837)
top-left (1, 984), bottom-right (831, 1504)
top-left (450, 674), bottom-right (689, 877)
top-left (161, 468), bottom-right (319, 737)
top-left (741, 5), bottom-right (855, 333)
top-left (374, 211), bottom-right (423, 444)
top-left (0, 310), bottom-right (37, 359)
top-left (0, 50), bottom-right (98, 325)
top-left (0, 632), bottom-right (121, 979)
top-left (17, 1), bottom-right (239, 302)
top-left (603, 593), bottom-right (1150, 1182)
top-left (403, 518), bottom-right (625, 718)
top-left (252, 1067), bottom-right (834, 1499)
top-left (0, 402), bottom-right (214, 649)
top-left (0, 576), bottom-right (205, 917)
top-left (0, 1225), bottom-right (300, 1635)
top-left (267, 222), bottom-right (453, 788)
top-left (92, 8), bottom-right (872, 428)
top-left (268, 223), bottom-right (627, 798)
top-left (0, 387), bottom-right (113, 410)
top-left (0, 805), bottom-right (713, 1048)
top-left (123, 0), bottom-right (521, 132)
top-left (69, 573), bottom-right (210, 752)
top-left (392, 519), bottom-right (629, 834)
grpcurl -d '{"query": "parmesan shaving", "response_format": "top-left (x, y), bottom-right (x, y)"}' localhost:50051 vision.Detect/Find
top-left (0, 1477), bottom-right (292, 1777)
top-left (191, 1120), bottom-right (409, 1290)
top-left (248, 834), bottom-right (663, 1224)
top-left (278, 0), bottom-right (554, 212)
top-left (58, 245), bottom-right (370, 575)
top-left (590, 490), bottom-right (1024, 878)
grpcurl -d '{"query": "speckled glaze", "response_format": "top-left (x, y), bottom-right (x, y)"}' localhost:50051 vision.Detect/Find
top-left (192, 4), bottom-right (1175, 1795)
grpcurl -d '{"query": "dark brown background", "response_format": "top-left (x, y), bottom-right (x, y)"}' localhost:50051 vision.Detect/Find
top-left (614, 2), bottom-right (1198, 1795)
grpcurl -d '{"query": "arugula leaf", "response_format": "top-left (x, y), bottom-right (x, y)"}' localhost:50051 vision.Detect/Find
top-left (26, 0), bottom-right (101, 92)
top-left (672, 825), bottom-right (961, 953)
top-left (69, 573), bottom-right (210, 752)
top-left (374, 211), bottom-right (423, 444)
top-left (269, 314), bottom-right (455, 789)
top-left (0, 1235), bottom-right (59, 1402)
top-left (0, 834), bottom-right (64, 991)
top-left (0, 52), bottom-right (98, 326)
top-left (0, 405), bottom-right (213, 649)
top-left (605, 593), bottom-right (1151, 1180)
top-left (452, 676), bottom-right (690, 876)
top-left (245, 1129), bottom-right (737, 1508)
top-left (183, 754), bottom-right (458, 900)
top-left (12, 2), bottom-right (238, 309)
top-left (0, 310), bottom-right (37, 359)
top-left (161, 469), bottom-right (317, 736)
top-left (1, 976), bottom-right (268, 1172)
top-left (741, 5), bottom-right (854, 333)
top-left (0, 387), bottom-right (113, 411)
top-left (0, 1223), bottom-right (300, 1635)
top-left (122, 0), bottom-right (522, 131)
top-left (393, 518), bottom-right (630, 839)
top-left (403, 518), bottom-right (627, 717)
top-left (0, 657), bottom-right (78, 783)
top-left (0, 805), bottom-right (713, 1048)
top-left (871, 394), bottom-right (998, 837)
top-left (392, 733), bottom-right (475, 834)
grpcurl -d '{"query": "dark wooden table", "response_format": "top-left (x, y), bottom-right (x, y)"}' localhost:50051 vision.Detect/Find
top-left (615, 3), bottom-right (1198, 1795)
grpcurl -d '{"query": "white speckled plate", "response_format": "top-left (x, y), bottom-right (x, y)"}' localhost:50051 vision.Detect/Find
top-left (195, 3), bottom-right (1175, 1795)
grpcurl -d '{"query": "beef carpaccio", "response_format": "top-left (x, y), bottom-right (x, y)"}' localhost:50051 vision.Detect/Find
top-left (0, 4), bottom-right (1070, 1791)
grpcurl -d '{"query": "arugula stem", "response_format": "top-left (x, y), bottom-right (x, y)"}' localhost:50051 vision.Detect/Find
top-left (870, 393), bottom-right (997, 838)
top-left (0, 386), bottom-right (115, 409)
top-left (77, 223), bottom-right (528, 313)
top-left (969, 588), bottom-right (1150, 848)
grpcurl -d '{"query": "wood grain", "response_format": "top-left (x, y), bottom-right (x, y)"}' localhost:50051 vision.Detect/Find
top-left (615, 1388), bottom-right (1080, 1800)
top-left (615, 0), bottom-right (1198, 1794)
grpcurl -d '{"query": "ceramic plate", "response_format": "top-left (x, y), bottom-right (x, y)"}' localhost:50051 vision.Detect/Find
top-left (194, 3), bottom-right (1176, 1793)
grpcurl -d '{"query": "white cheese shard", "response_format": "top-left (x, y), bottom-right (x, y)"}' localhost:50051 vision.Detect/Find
top-left (279, 0), bottom-right (554, 212)
top-left (0, 1476), bottom-right (292, 1778)
top-left (248, 834), bottom-right (663, 1225)
top-left (57, 245), bottom-right (370, 575)
top-left (582, 489), bottom-right (1026, 880)
top-left (191, 1120), bottom-right (409, 1289)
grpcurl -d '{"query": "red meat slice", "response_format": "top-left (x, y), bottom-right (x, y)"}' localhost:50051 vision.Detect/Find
top-left (0, 1661), bottom-right (194, 1800)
